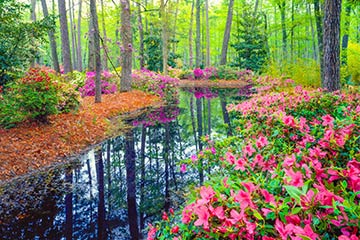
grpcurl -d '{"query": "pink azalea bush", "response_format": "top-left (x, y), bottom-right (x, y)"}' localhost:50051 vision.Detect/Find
top-left (132, 68), bottom-right (179, 104)
top-left (79, 70), bottom-right (117, 97)
top-left (148, 78), bottom-right (360, 239)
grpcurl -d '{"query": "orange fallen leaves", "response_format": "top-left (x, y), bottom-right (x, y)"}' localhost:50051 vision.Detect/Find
top-left (0, 90), bottom-right (160, 181)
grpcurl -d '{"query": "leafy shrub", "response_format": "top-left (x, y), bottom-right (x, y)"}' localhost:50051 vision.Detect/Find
top-left (132, 69), bottom-right (179, 104)
top-left (148, 78), bottom-right (360, 239)
top-left (342, 42), bottom-right (360, 86)
top-left (66, 70), bottom-right (86, 89)
top-left (0, 67), bottom-right (59, 126)
top-left (79, 71), bottom-right (117, 97)
top-left (55, 76), bottom-right (81, 113)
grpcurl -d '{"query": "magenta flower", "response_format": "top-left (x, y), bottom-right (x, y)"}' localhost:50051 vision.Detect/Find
top-left (193, 68), bottom-right (204, 79)
top-left (284, 168), bottom-right (304, 187)
top-left (180, 164), bottom-right (187, 173)
top-left (321, 114), bottom-right (334, 127)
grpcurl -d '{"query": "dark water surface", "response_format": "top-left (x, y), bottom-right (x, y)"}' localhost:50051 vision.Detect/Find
top-left (0, 87), bottom-right (248, 240)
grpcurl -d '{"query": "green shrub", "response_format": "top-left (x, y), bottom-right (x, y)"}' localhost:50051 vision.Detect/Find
top-left (55, 76), bottom-right (81, 113)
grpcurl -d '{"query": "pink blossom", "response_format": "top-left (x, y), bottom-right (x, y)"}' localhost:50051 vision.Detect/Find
top-left (261, 189), bottom-right (276, 205)
top-left (199, 186), bottom-right (215, 203)
top-left (182, 205), bottom-right (193, 224)
top-left (283, 154), bottom-right (297, 168)
top-left (283, 115), bottom-right (296, 127)
top-left (235, 157), bottom-right (247, 171)
top-left (225, 152), bottom-right (236, 164)
top-left (256, 136), bottom-right (268, 149)
top-left (284, 168), bottom-right (304, 187)
top-left (212, 206), bottom-right (225, 220)
top-left (190, 154), bottom-right (198, 162)
top-left (275, 219), bottom-right (293, 240)
top-left (233, 190), bottom-right (255, 210)
top-left (321, 114), bottom-right (334, 127)
top-left (194, 205), bottom-right (210, 229)
top-left (243, 144), bottom-right (256, 157)
top-left (180, 164), bottom-right (187, 173)
top-left (147, 224), bottom-right (157, 240)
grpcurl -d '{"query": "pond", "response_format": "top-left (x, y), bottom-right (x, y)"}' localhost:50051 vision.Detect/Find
top-left (0, 86), bottom-right (250, 240)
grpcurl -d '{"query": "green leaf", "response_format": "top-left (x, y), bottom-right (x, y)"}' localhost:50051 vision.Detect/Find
top-left (284, 185), bottom-right (302, 203)
top-left (253, 209), bottom-right (264, 220)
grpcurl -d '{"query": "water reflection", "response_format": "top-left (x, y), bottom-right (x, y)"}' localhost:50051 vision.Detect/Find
top-left (0, 87), bottom-right (249, 239)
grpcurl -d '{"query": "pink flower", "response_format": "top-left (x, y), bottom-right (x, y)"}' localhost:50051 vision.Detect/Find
top-left (180, 164), bottom-right (186, 173)
top-left (194, 205), bottom-right (210, 229)
top-left (235, 157), bottom-right (247, 171)
top-left (283, 154), bottom-right (297, 168)
top-left (283, 115), bottom-right (296, 127)
top-left (284, 168), bottom-right (304, 187)
top-left (199, 186), bottom-right (215, 203)
top-left (190, 154), bottom-right (198, 162)
top-left (147, 224), bottom-right (157, 240)
top-left (233, 190), bottom-right (255, 210)
top-left (212, 206), bottom-right (225, 220)
top-left (225, 152), bottom-right (236, 164)
top-left (243, 144), bottom-right (256, 157)
top-left (256, 136), bottom-right (268, 149)
top-left (261, 189), bottom-right (276, 205)
top-left (275, 219), bottom-right (293, 240)
top-left (182, 205), bottom-right (193, 224)
top-left (321, 114), bottom-right (334, 127)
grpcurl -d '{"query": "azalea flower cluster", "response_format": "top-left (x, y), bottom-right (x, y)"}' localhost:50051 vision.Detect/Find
top-left (148, 78), bottom-right (360, 239)
top-left (133, 106), bottom-right (180, 127)
top-left (188, 67), bottom-right (253, 81)
top-left (79, 71), bottom-right (117, 97)
top-left (132, 68), bottom-right (179, 104)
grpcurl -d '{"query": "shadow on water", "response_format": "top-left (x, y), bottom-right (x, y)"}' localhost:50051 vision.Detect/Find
top-left (0, 86), bottom-right (252, 239)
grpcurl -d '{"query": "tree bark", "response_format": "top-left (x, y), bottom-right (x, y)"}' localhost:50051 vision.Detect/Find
top-left (65, 170), bottom-right (73, 240)
top-left (95, 148), bottom-right (106, 239)
top-left (278, 1), bottom-right (287, 61)
top-left (189, 0), bottom-right (195, 68)
top-left (341, 3), bottom-right (351, 66)
top-left (195, 0), bottom-right (201, 67)
top-left (41, 0), bottom-right (60, 72)
top-left (90, 0), bottom-right (102, 103)
top-left (196, 98), bottom-right (204, 185)
top-left (322, 0), bottom-right (342, 92)
top-left (125, 129), bottom-right (139, 240)
top-left (139, 126), bottom-right (146, 237)
top-left (88, 14), bottom-right (95, 71)
top-left (100, 0), bottom-right (109, 70)
top-left (120, 0), bottom-right (132, 92)
top-left (161, 0), bottom-right (168, 74)
top-left (137, 3), bottom-right (145, 69)
top-left (58, 0), bottom-right (73, 73)
top-left (77, 0), bottom-right (83, 71)
top-left (220, 0), bottom-right (235, 65)
top-left (69, 0), bottom-right (77, 70)
top-left (314, 0), bottom-right (324, 84)
top-left (205, 0), bottom-right (210, 67)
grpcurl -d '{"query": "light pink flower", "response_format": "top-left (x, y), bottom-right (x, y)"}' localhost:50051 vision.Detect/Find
top-left (180, 164), bottom-right (186, 173)
top-left (194, 205), bottom-right (210, 229)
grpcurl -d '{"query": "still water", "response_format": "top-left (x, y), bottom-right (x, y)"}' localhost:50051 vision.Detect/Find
top-left (0, 87), bottom-right (249, 239)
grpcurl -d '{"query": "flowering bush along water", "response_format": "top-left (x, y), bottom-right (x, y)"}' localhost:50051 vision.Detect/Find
top-left (148, 77), bottom-right (360, 240)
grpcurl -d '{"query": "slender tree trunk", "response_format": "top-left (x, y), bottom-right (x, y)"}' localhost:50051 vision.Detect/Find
top-left (137, 3), bottom-right (145, 69)
top-left (173, 0), bottom-right (180, 53)
top-left (90, 0), bottom-right (102, 103)
top-left (69, 0), bottom-right (77, 70)
top-left (314, 0), bottom-right (324, 84)
top-left (205, 0), bottom-right (210, 67)
top-left (65, 170), bottom-right (73, 240)
top-left (278, 1), bottom-right (287, 61)
top-left (161, 0), bottom-right (168, 74)
top-left (290, 0), bottom-right (294, 62)
top-left (41, 0), bottom-right (60, 72)
top-left (100, 0), bottom-right (109, 70)
top-left (58, 0), bottom-right (73, 73)
top-left (322, 0), bottom-right (342, 92)
top-left (30, 0), bottom-right (37, 66)
top-left (189, 0), bottom-right (195, 68)
top-left (308, 4), bottom-right (318, 60)
top-left (88, 14), bottom-right (95, 71)
top-left (196, 98), bottom-right (204, 185)
top-left (106, 140), bottom-right (112, 212)
top-left (190, 96), bottom-right (198, 152)
top-left (124, 129), bottom-right (139, 240)
top-left (341, 3), bottom-right (351, 66)
top-left (139, 126), bottom-right (146, 238)
top-left (220, 0), bottom-right (235, 65)
top-left (195, 0), bottom-right (201, 67)
top-left (220, 96), bottom-right (232, 136)
top-left (207, 99), bottom-right (211, 135)
top-left (164, 123), bottom-right (171, 211)
top-left (77, 0), bottom-right (83, 71)
top-left (95, 148), bottom-right (106, 239)
top-left (120, 0), bottom-right (132, 92)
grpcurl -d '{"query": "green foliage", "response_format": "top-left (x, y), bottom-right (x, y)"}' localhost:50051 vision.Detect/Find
top-left (144, 26), bottom-right (179, 72)
top-left (0, 0), bottom-right (53, 86)
top-left (342, 42), bottom-right (360, 86)
top-left (265, 59), bottom-right (321, 88)
top-left (231, 6), bottom-right (268, 72)
top-left (0, 67), bottom-right (80, 128)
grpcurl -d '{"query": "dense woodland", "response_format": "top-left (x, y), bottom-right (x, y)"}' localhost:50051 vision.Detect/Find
top-left (1, 0), bottom-right (360, 91)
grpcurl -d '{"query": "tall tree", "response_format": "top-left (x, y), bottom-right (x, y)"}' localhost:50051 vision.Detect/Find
top-left (58, 0), bottom-right (73, 73)
top-left (41, 0), bottom-right (60, 72)
top-left (137, 3), bottom-right (145, 69)
top-left (100, 0), bottom-right (108, 70)
top-left (195, 0), bottom-right (201, 67)
top-left (341, 1), bottom-right (352, 66)
top-left (161, 0), bottom-right (168, 74)
top-left (314, 0), bottom-right (324, 84)
top-left (76, 0), bottom-right (83, 71)
top-left (205, 0), bottom-right (210, 67)
top-left (220, 0), bottom-right (235, 65)
top-left (189, 0), bottom-right (195, 68)
top-left (120, 0), bottom-right (132, 92)
top-left (69, 0), bottom-right (77, 70)
top-left (95, 148), bottom-right (106, 239)
top-left (90, 0), bottom-right (102, 103)
top-left (278, 0), bottom-right (287, 60)
top-left (124, 129), bottom-right (139, 240)
top-left (322, 0), bottom-right (342, 92)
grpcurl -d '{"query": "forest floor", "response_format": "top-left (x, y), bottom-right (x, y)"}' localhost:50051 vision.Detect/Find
top-left (0, 90), bottom-right (160, 182)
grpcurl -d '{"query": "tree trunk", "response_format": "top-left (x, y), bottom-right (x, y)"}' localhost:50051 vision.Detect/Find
top-left (58, 0), bottom-right (73, 73)
top-left (95, 148), bottom-right (106, 239)
top-left (139, 126), bottom-right (146, 238)
top-left (100, 0), bottom-right (109, 70)
top-left (30, 0), bottom-right (37, 66)
top-left (190, 96), bottom-right (198, 152)
top-left (278, 1), bottom-right (287, 61)
top-left (164, 123), bottom-right (171, 211)
top-left (220, 0), bottom-right (235, 65)
top-left (205, 0), bottom-right (210, 67)
top-left (90, 0), bottom-right (102, 103)
top-left (161, 0), bottom-right (168, 74)
top-left (88, 14), bottom-right (95, 71)
top-left (77, 0), bottom-right (83, 71)
top-left (124, 129), bottom-right (139, 240)
top-left (65, 170), bottom-right (73, 240)
top-left (341, 3), bottom-right (351, 66)
top-left (69, 0), bottom-right (77, 70)
top-left (322, 0), bottom-right (342, 92)
top-left (189, 0), bottom-right (195, 68)
top-left (314, 0), bottom-right (324, 84)
top-left (196, 98), bottom-right (204, 185)
top-left (120, 0), bottom-right (132, 92)
top-left (195, 0), bottom-right (201, 67)
top-left (308, 3), bottom-right (318, 60)
top-left (41, 0), bottom-right (60, 72)
top-left (220, 95), bottom-right (232, 136)
top-left (137, 3), bottom-right (145, 69)
top-left (173, 0), bottom-right (180, 53)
